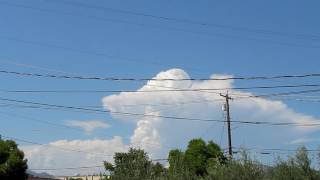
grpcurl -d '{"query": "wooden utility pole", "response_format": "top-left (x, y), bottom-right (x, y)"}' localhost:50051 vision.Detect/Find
top-left (220, 93), bottom-right (233, 159)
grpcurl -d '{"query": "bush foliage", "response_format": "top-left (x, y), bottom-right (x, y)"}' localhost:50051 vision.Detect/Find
top-left (104, 138), bottom-right (320, 180)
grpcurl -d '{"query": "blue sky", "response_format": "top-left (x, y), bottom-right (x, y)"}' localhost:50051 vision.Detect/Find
top-left (1, 0), bottom-right (320, 175)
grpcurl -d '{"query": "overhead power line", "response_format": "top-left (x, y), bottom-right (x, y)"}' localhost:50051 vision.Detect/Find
top-left (228, 146), bottom-right (320, 156)
top-left (0, 110), bottom-right (88, 132)
top-left (1, 134), bottom-right (113, 157)
top-left (232, 89), bottom-right (320, 101)
top-left (0, 35), bottom-right (205, 73)
top-left (30, 158), bottom-right (168, 171)
top-left (259, 88), bottom-right (320, 97)
top-left (2, 85), bottom-right (320, 94)
top-left (30, 165), bottom-right (104, 171)
top-left (2, 0), bottom-right (320, 43)
top-left (50, 0), bottom-right (320, 41)
top-left (0, 99), bottom-right (220, 108)
top-left (0, 59), bottom-right (81, 75)
top-left (0, 110), bottom-right (176, 149)
top-left (3, 62), bottom-right (320, 101)
top-left (1, 134), bottom-right (168, 169)
top-left (0, 97), bottom-right (320, 127)
top-left (2, 2), bottom-right (320, 50)
top-left (275, 98), bottom-right (320, 102)
top-left (232, 146), bottom-right (320, 153)
top-left (2, 96), bottom-right (320, 125)
top-left (0, 96), bottom-right (225, 123)
top-left (29, 158), bottom-right (168, 171)
top-left (2, 60), bottom-right (320, 100)
top-left (1, 69), bottom-right (320, 82)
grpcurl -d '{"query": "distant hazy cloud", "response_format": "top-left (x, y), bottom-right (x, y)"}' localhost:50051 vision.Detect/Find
top-left (22, 137), bottom-right (127, 176)
top-left (66, 120), bottom-right (110, 134)
top-left (289, 137), bottom-right (319, 145)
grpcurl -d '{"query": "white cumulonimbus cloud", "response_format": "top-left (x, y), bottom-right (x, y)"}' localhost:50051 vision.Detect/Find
top-left (65, 120), bottom-right (111, 134)
top-left (23, 68), bottom-right (320, 176)
top-left (103, 68), bottom-right (320, 157)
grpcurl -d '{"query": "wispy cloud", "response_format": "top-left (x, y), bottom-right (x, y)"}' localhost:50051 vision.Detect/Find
top-left (66, 120), bottom-right (111, 134)
top-left (289, 137), bottom-right (319, 145)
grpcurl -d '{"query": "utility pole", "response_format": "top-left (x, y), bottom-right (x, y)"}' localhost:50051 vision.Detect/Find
top-left (220, 93), bottom-right (233, 159)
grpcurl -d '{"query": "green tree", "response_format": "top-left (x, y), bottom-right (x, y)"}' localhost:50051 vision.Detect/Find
top-left (0, 138), bottom-right (28, 180)
top-left (168, 149), bottom-right (195, 180)
top-left (168, 138), bottom-right (226, 178)
top-left (104, 148), bottom-right (166, 180)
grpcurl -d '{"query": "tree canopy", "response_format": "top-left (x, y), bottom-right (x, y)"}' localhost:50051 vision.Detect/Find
top-left (0, 138), bottom-right (28, 180)
top-left (104, 148), bottom-right (166, 180)
top-left (169, 138), bottom-right (226, 177)
top-left (103, 138), bottom-right (320, 180)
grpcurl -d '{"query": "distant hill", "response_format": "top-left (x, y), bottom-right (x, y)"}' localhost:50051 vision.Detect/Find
top-left (27, 170), bottom-right (55, 178)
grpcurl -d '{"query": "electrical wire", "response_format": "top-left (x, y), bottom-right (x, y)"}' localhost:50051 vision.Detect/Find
top-left (1, 134), bottom-right (170, 160)
top-left (1, 1), bottom-right (320, 60)
top-left (2, 84), bottom-right (320, 94)
top-left (30, 158), bottom-right (168, 171)
top-left (49, 0), bottom-right (320, 41)
top-left (232, 146), bottom-right (320, 153)
top-left (0, 97), bottom-right (320, 127)
top-left (30, 165), bottom-right (104, 171)
top-left (1, 134), bottom-right (113, 157)
top-left (1, 69), bottom-right (320, 81)
top-left (232, 89), bottom-right (320, 103)
top-left (0, 110), bottom-right (177, 149)
top-left (1, 134), bottom-right (168, 172)
top-left (0, 97), bottom-right (224, 122)
top-left (4, 0), bottom-right (320, 43)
